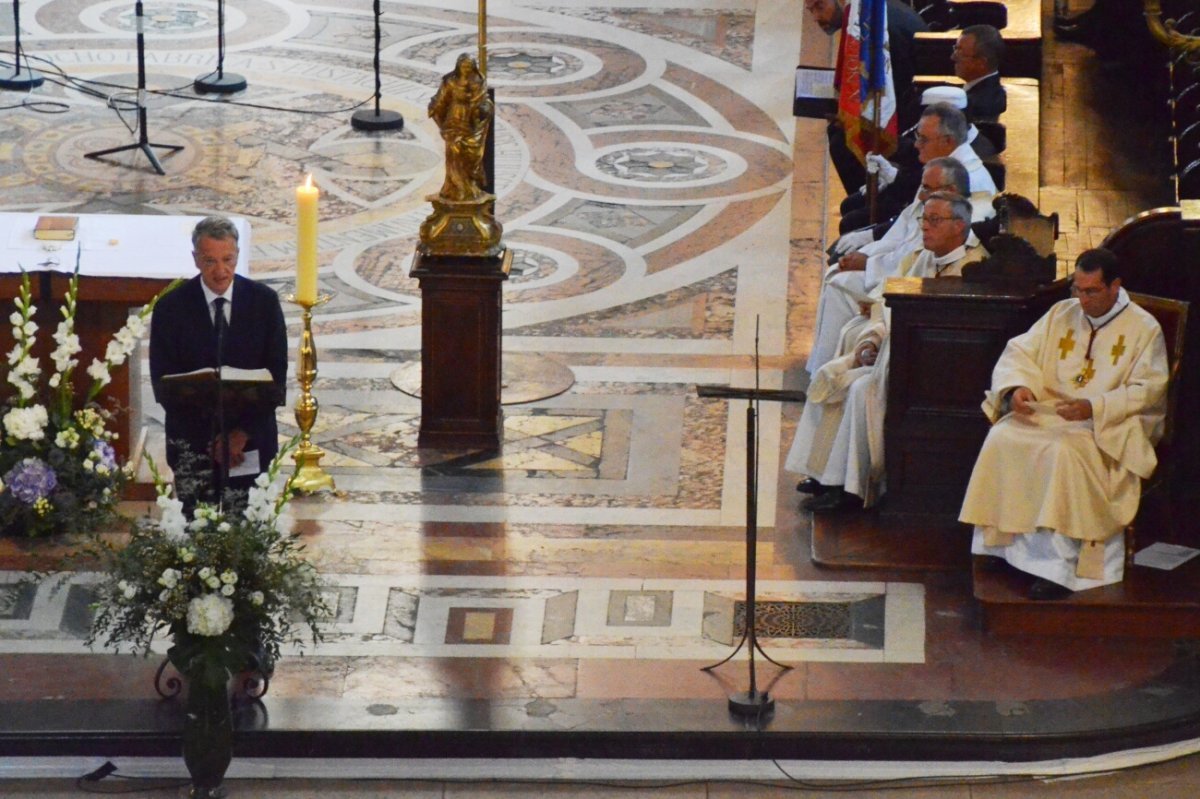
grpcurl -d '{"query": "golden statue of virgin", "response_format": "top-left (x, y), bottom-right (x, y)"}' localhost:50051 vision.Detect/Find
top-left (419, 54), bottom-right (503, 257)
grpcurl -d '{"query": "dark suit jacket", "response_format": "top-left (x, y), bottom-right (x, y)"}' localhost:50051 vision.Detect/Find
top-left (966, 74), bottom-right (1007, 123)
top-left (150, 274), bottom-right (287, 483)
top-left (886, 0), bottom-right (930, 129)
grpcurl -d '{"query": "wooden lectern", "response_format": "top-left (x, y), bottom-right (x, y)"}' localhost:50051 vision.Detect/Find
top-left (409, 251), bottom-right (511, 450)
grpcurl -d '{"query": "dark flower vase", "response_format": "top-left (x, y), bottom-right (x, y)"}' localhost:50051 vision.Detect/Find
top-left (182, 674), bottom-right (233, 798)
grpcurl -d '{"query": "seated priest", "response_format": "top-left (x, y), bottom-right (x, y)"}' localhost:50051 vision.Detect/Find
top-left (789, 193), bottom-right (987, 511)
top-left (808, 156), bottom-right (973, 375)
top-left (149, 215), bottom-right (289, 507)
top-left (960, 248), bottom-right (1169, 599)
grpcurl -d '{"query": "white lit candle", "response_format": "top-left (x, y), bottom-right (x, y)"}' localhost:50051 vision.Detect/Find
top-left (296, 175), bottom-right (319, 305)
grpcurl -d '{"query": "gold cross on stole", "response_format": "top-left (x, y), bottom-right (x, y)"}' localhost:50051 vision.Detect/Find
top-left (1058, 328), bottom-right (1076, 359)
top-left (1111, 334), bottom-right (1126, 365)
top-left (1074, 359), bottom-right (1096, 387)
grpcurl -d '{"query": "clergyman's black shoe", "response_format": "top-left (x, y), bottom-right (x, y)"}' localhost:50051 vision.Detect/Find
top-left (1028, 578), bottom-right (1073, 601)
top-left (802, 487), bottom-right (860, 513)
top-left (796, 478), bottom-right (828, 495)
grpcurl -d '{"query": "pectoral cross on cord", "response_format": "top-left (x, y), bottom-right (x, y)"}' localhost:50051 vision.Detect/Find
top-left (1074, 303), bottom-right (1128, 387)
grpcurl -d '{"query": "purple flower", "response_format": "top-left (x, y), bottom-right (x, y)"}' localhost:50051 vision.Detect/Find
top-left (6, 458), bottom-right (57, 504)
top-left (92, 440), bottom-right (117, 471)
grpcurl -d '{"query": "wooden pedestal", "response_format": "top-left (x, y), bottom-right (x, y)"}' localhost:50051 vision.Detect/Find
top-left (410, 250), bottom-right (511, 450)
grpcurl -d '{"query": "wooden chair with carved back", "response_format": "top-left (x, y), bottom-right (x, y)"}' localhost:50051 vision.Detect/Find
top-left (1124, 291), bottom-right (1190, 563)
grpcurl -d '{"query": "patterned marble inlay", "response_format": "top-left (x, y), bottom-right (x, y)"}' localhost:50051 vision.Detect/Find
top-left (596, 146), bottom-right (727, 183)
top-left (488, 49), bottom-right (577, 80)
top-left (0, 575), bottom-right (925, 664)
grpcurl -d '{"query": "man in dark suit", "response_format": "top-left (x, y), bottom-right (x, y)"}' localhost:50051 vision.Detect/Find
top-left (805, 0), bottom-right (929, 196)
top-left (150, 215), bottom-right (288, 507)
top-left (953, 25), bottom-right (1006, 123)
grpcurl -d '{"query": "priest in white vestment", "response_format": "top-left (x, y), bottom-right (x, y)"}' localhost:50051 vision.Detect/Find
top-left (790, 193), bottom-right (988, 510)
top-left (808, 104), bottom-right (997, 375)
top-left (960, 248), bottom-right (1169, 598)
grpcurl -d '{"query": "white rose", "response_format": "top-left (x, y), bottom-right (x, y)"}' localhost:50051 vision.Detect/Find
top-left (220, 583), bottom-right (235, 597)
top-left (198, 567), bottom-right (213, 580)
top-left (220, 570), bottom-right (237, 585)
top-left (250, 591), bottom-right (264, 606)
top-left (205, 576), bottom-right (221, 590)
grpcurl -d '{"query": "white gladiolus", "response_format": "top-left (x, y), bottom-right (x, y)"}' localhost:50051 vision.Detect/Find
top-left (156, 494), bottom-right (188, 543)
top-left (186, 594), bottom-right (234, 637)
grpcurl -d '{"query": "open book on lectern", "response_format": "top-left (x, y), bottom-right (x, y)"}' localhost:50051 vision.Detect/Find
top-left (157, 367), bottom-right (282, 410)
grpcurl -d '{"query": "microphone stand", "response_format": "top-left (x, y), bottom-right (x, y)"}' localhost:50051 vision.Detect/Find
top-left (214, 302), bottom-right (229, 509)
top-left (0, 0), bottom-right (45, 90)
top-left (350, 0), bottom-right (403, 131)
top-left (83, 0), bottom-right (183, 175)
top-left (194, 0), bottom-right (246, 93)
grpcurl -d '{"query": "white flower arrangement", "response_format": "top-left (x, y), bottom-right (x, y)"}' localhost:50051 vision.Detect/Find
top-left (86, 446), bottom-right (329, 681)
top-left (0, 269), bottom-right (178, 537)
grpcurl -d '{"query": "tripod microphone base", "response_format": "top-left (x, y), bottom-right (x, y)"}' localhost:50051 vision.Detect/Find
top-left (728, 690), bottom-right (774, 717)
top-left (0, 67), bottom-right (44, 91)
top-left (194, 72), bottom-right (247, 94)
top-left (351, 108), bottom-right (404, 131)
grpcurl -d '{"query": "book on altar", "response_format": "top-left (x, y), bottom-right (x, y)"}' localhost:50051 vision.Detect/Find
top-left (161, 366), bottom-right (274, 383)
top-left (33, 215), bottom-right (79, 241)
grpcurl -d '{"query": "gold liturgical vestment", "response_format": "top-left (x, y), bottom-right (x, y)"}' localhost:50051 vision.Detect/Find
top-left (959, 291), bottom-right (1168, 585)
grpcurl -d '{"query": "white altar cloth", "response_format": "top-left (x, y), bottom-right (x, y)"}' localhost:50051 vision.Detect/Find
top-left (0, 213), bottom-right (251, 279)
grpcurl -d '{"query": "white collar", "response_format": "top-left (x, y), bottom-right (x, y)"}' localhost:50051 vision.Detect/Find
top-left (962, 71), bottom-right (998, 92)
top-left (1084, 287), bottom-right (1130, 326)
top-left (200, 279), bottom-right (234, 308)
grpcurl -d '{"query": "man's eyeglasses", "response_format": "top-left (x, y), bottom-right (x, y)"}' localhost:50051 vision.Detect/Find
top-left (1070, 284), bottom-right (1108, 297)
top-left (921, 215), bottom-right (957, 225)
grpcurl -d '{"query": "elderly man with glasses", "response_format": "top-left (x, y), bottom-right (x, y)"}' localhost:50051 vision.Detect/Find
top-left (788, 193), bottom-right (988, 511)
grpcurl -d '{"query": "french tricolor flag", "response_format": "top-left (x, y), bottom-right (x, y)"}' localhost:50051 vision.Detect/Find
top-left (836, 0), bottom-right (899, 163)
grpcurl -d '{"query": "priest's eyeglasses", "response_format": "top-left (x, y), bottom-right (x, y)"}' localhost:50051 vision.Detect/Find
top-left (1070, 284), bottom-right (1107, 297)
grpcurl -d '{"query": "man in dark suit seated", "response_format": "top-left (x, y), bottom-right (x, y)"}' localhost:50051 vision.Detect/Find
top-left (150, 215), bottom-right (288, 508)
top-left (953, 24), bottom-right (1007, 123)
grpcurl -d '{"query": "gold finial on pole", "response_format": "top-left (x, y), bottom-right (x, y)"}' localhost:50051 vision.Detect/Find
top-left (478, 0), bottom-right (487, 79)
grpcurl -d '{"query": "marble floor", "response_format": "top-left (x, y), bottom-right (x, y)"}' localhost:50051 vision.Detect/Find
top-left (1, 0), bottom-right (1197, 785)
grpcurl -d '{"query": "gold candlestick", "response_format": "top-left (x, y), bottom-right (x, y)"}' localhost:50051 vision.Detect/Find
top-left (287, 293), bottom-right (335, 493)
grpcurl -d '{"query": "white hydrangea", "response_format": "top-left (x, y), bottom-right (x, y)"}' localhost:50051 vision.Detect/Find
top-left (186, 593), bottom-right (234, 637)
top-left (4, 405), bottom-right (48, 441)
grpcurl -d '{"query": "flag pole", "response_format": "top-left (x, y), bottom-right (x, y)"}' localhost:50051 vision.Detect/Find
top-left (867, 89), bottom-right (881, 224)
